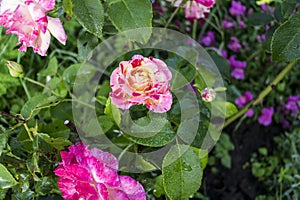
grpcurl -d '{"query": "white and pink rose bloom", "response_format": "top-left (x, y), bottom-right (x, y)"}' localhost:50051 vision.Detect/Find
top-left (110, 55), bottom-right (173, 113)
top-left (167, 0), bottom-right (215, 19)
top-left (0, 0), bottom-right (67, 56)
top-left (54, 142), bottom-right (146, 200)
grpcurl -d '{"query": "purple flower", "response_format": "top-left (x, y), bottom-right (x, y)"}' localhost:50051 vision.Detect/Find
top-left (231, 68), bottom-right (245, 79)
top-left (228, 37), bottom-right (242, 52)
top-left (258, 107), bottom-right (274, 126)
top-left (201, 31), bottom-right (215, 46)
top-left (222, 19), bottom-right (235, 29)
top-left (235, 91), bottom-right (253, 108)
top-left (228, 55), bottom-right (247, 80)
top-left (239, 21), bottom-right (246, 29)
top-left (221, 49), bottom-right (228, 58)
top-left (229, 1), bottom-right (246, 17)
top-left (285, 95), bottom-right (300, 116)
top-left (246, 108), bottom-right (254, 117)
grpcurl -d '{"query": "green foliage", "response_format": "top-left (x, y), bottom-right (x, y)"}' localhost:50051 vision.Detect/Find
top-left (271, 12), bottom-right (300, 62)
top-left (209, 133), bottom-right (234, 169)
top-left (0, 163), bottom-right (18, 189)
top-left (162, 145), bottom-right (203, 200)
top-left (107, 0), bottom-right (153, 42)
top-left (250, 128), bottom-right (300, 199)
top-left (72, 0), bottom-right (104, 38)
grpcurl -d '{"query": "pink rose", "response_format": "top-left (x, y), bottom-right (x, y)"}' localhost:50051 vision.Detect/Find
top-left (110, 55), bottom-right (173, 113)
top-left (167, 0), bottom-right (215, 19)
top-left (54, 142), bottom-right (146, 200)
top-left (0, 0), bottom-right (67, 56)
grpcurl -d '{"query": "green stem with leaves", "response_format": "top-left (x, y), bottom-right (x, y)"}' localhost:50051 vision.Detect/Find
top-left (224, 60), bottom-right (299, 128)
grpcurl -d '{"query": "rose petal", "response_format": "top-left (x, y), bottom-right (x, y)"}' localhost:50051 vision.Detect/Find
top-left (47, 17), bottom-right (67, 45)
top-left (119, 176), bottom-right (146, 200)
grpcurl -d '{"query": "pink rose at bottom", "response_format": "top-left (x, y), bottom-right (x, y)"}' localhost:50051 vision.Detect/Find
top-left (258, 107), bottom-right (274, 126)
top-left (110, 55), bottom-right (172, 113)
top-left (54, 142), bottom-right (146, 200)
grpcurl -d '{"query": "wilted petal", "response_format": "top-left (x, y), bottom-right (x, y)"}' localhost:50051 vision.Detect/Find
top-left (47, 17), bottom-right (67, 45)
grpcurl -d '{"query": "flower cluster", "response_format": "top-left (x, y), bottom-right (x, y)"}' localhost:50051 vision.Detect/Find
top-left (168, 0), bottom-right (215, 19)
top-left (110, 55), bottom-right (173, 113)
top-left (285, 94), bottom-right (300, 117)
top-left (54, 142), bottom-right (146, 200)
top-left (258, 107), bottom-right (274, 126)
top-left (228, 55), bottom-right (247, 80)
top-left (235, 91), bottom-right (254, 117)
top-left (229, 1), bottom-right (247, 17)
top-left (0, 0), bottom-right (67, 56)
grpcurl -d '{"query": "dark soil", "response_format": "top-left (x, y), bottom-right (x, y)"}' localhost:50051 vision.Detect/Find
top-left (200, 122), bottom-right (284, 200)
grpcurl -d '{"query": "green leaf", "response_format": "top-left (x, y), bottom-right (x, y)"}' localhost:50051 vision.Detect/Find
top-left (271, 12), bottom-right (300, 62)
top-left (248, 13), bottom-right (273, 26)
top-left (162, 145), bottom-right (203, 200)
top-left (104, 98), bottom-right (121, 125)
top-left (21, 95), bottom-right (58, 119)
top-left (135, 155), bottom-right (157, 172)
top-left (0, 84), bottom-right (6, 96)
top-left (214, 101), bottom-right (238, 118)
top-left (72, 0), bottom-right (104, 38)
top-left (0, 164), bottom-right (18, 189)
top-left (38, 57), bottom-right (58, 77)
top-left (62, 64), bottom-right (80, 86)
top-left (208, 50), bottom-right (230, 81)
top-left (0, 132), bottom-right (8, 156)
top-left (107, 0), bottom-right (152, 43)
top-left (122, 116), bottom-right (176, 147)
top-left (166, 56), bottom-right (197, 90)
top-left (63, 0), bottom-right (73, 17)
top-left (50, 102), bottom-right (73, 121)
top-left (153, 175), bottom-right (165, 198)
top-left (98, 115), bottom-right (114, 133)
top-left (38, 133), bottom-right (72, 150)
top-left (35, 177), bottom-right (57, 196)
top-left (77, 31), bottom-right (99, 61)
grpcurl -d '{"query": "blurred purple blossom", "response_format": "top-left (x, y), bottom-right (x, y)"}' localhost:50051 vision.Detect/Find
top-left (201, 31), bottom-right (215, 46)
top-left (246, 108), bottom-right (254, 117)
top-left (221, 49), bottom-right (228, 58)
top-left (231, 68), bottom-right (245, 79)
top-left (285, 95), bottom-right (300, 116)
top-left (222, 19), bottom-right (235, 29)
top-left (228, 36), bottom-right (242, 52)
top-left (228, 55), bottom-right (247, 80)
top-left (235, 91), bottom-right (253, 108)
top-left (258, 107), bottom-right (274, 126)
top-left (239, 21), bottom-right (246, 29)
top-left (229, 1), bottom-right (246, 17)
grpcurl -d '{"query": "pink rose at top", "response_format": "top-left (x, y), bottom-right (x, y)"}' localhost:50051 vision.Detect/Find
top-left (110, 55), bottom-right (172, 113)
top-left (258, 107), bottom-right (274, 126)
top-left (54, 142), bottom-right (146, 200)
top-left (229, 1), bottom-right (246, 17)
top-left (0, 0), bottom-right (67, 56)
top-left (167, 0), bottom-right (215, 19)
